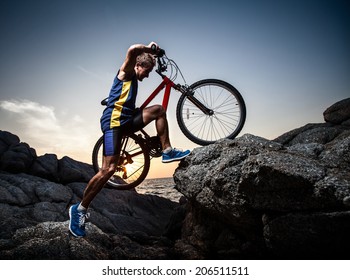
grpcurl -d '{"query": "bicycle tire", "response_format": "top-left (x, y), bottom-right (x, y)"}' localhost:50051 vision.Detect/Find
top-left (92, 133), bottom-right (150, 190)
top-left (176, 79), bottom-right (246, 145)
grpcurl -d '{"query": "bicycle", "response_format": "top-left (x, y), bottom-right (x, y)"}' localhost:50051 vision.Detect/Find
top-left (92, 47), bottom-right (246, 190)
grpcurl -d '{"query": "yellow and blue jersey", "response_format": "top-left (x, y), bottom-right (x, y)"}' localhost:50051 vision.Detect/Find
top-left (100, 73), bottom-right (138, 132)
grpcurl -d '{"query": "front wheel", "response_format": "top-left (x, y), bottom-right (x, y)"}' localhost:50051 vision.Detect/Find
top-left (92, 134), bottom-right (150, 190)
top-left (176, 79), bottom-right (246, 145)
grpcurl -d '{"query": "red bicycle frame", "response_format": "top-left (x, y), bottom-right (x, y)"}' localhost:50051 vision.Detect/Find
top-left (139, 75), bottom-right (211, 116)
top-left (139, 76), bottom-right (176, 111)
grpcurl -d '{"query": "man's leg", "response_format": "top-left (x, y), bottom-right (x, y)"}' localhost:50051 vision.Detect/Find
top-left (82, 127), bottom-right (122, 208)
top-left (81, 155), bottom-right (118, 208)
top-left (141, 105), bottom-right (190, 163)
top-left (69, 128), bottom-right (121, 237)
top-left (142, 105), bottom-right (171, 150)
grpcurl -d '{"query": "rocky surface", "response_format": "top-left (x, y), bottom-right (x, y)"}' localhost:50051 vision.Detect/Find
top-left (0, 221), bottom-right (178, 260)
top-left (1, 98), bottom-right (349, 259)
top-left (174, 98), bottom-right (350, 259)
top-left (0, 130), bottom-right (185, 259)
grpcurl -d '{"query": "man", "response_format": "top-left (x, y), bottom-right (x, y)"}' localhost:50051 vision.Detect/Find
top-left (69, 42), bottom-right (190, 237)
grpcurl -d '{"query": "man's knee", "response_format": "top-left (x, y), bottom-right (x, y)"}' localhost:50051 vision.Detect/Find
top-left (155, 105), bottom-right (166, 117)
top-left (99, 157), bottom-right (118, 177)
top-left (144, 105), bottom-right (166, 123)
top-left (99, 164), bottom-right (115, 175)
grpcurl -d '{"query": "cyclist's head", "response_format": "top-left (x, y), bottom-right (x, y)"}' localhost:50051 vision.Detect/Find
top-left (135, 53), bottom-right (156, 81)
top-left (136, 53), bottom-right (156, 69)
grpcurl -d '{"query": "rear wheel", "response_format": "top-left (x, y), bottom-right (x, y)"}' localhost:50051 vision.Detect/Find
top-left (92, 134), bottom-right (150, 190)
top-left (176, 79), bottom-right (246, 145)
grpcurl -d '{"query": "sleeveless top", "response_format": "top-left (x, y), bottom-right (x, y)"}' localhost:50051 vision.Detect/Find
top-left (100, 73), bottom-right (138, 132)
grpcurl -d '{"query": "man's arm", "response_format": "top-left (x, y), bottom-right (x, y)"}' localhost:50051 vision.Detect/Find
top-left (118, 42), bottom-right (158, 81)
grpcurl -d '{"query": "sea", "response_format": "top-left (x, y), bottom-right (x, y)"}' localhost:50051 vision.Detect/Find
top-left (136, 177), bottom-right (183, 203)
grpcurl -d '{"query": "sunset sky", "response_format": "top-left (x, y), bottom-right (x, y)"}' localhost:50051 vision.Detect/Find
top-left (0, 0), bottom-right (349, 178)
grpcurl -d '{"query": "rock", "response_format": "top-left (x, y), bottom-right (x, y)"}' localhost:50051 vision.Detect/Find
top-left (0, 171), bottom-right (183, 240)
top-left (239, 151), bottom-right (327, 211)
top-left (263, 211), bottom-right (350, 258)
top-left (0, 221), bottom-right (113, 259)
top-left (0, 132), bottom-right (95, 184)
top-left (0, 143), bottom-right (36, 173)
top-left (0, 170), bottom-right (185, 260)
top-left (112, 232), bottom-right (176, 259)
top-left (324, 98), bottom-right (350, 125)
top-left (0, 131), bottom-right (184, 245)
top-left (0, 221), bottom-right (180, 260)
top-left (273, 123), bottom-right (343, 146)
top-left (30, 153), bottom-right (59, 182)
top-left (77, 184), bottom-right (184, 236)
top-left (0, 172), bottom-right (72, 238)
top-left (58, 156), bottom-right (95, 184)
top-left (0, 131), bottom-right (20, 155)
top-left (0, 131), bottom-right (185, 260)
top-left (320, 131), bottom-right (350, 168)
top-left (174, 99), bottom-right (350, 259)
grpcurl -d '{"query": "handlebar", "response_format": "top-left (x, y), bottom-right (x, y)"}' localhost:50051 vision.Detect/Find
top-left (151, 44), bottom-right (165, 57)
top-left (150, 44), bottom-right (167, 74)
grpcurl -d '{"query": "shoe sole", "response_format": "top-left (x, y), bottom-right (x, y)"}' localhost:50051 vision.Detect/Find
top-left (68, 206), bottom-right (85, 238)
top-left (162, 152), bottom-right (191, 163)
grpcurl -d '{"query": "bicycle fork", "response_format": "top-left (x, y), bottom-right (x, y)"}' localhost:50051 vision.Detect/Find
top-left (177, 85), bottom-right (214, 117)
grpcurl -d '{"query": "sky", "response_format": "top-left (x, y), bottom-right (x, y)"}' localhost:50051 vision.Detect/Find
top-left (0, 0), bottom-right (349, 178)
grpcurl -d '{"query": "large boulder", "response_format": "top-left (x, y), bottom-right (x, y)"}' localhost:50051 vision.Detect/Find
top-left (29, 153), bottom-right (59, 182)
top-left (323, 98), bottom-right (350, 125)
top-left (0, 143), bottom-right (36, 173)
top-left (174, 99), bottom-right (350, 259)
top-left (57, 156), bottom-right (94, 184)
top-left (0, 131), bottom-right (20, 154)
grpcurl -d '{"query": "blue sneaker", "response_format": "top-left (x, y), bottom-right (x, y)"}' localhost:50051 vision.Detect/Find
top-left (69, 203), bottom-right (89, 237)
top-left (162, 148), bottom-right (191, 163)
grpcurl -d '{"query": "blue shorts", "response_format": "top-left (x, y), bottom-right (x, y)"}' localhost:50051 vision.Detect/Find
top-left (103, 109), bottom-right (144, 156)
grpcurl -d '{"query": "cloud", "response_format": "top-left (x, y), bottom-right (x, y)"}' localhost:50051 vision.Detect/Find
top-left (0, 99), bottom-right (95, 162)
top-left (0, 99), bottom-right (55, 116)
top-left (0, 99), bottom-right (59, 131)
